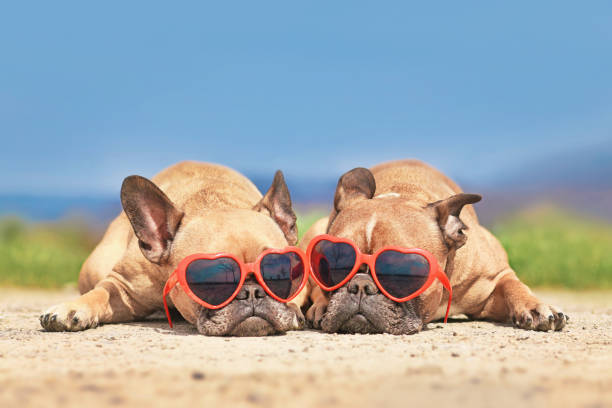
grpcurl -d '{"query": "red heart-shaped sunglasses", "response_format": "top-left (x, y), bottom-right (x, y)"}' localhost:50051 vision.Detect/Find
top-left (306, 234), bottom-right (453, 322)
top-left (162, 247), bottom-right (309, 327)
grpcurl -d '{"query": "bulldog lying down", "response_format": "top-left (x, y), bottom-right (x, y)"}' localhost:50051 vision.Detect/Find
top-left (40, 161), bottom-right (308, 336)
top-left (302, 160), bottom-right (568, 334)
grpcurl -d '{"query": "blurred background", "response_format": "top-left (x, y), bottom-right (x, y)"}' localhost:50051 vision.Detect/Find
top-left (1, 2), bottom-right (610, 289)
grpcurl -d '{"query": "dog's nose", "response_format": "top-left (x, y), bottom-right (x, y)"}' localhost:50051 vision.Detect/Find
top-left (347, 274), bottom-right (378, 296)
top-left (235, 284), bottom-right (266, 301)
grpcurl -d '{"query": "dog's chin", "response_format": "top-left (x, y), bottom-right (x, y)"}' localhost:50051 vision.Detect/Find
top-left (229, 316), bottom-right (275, 337)
top-left (195, 298), bottom-right (304, 337)
top-left (320, 288), bottom-right (424, 335)
top-left (338, 313), bottom-right (381, 334)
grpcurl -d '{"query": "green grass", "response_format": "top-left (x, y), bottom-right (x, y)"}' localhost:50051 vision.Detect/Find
top-left (296, 209), bottom-right (327, 241)
top-left (0, 217), bottom-right (97, 288)
top-left (1, 206), bottom-right (611, 289)
top-left (491, 207), bottom-right (612, 290)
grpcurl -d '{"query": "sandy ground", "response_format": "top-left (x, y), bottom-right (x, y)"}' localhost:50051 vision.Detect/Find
top-left (0, 289), bottom-right (611, 408)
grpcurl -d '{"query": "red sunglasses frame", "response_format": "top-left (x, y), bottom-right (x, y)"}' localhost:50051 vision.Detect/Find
top-left (163, 247), bottom-right (309, 328)
top-left (306, 234), bottom-right (453, 323)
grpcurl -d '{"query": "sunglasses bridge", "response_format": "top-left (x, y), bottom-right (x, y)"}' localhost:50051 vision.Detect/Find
top-left (239, 262), bottom-right (267, 295)
top-left (241, 262), bottom-right (258, 275)
top-left (353, 253), bottom-right (377, 270)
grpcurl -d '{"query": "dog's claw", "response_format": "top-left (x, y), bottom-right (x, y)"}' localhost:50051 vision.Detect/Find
top-left (40, 302), bottom-right (97, 332)
top-left (512, 304), bottom-right (567, 332)
top-left (306, 300), bottom-right (329, 330)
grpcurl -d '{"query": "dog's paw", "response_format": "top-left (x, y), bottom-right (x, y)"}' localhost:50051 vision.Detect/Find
top-left (306, 298), bottom-right (328, 329)
top-left (511, 303), bottom-right (568, 332)
top-left (286, 302), bottom-right (306, 329)
top-left (40, 302), bottom-right (99, 332)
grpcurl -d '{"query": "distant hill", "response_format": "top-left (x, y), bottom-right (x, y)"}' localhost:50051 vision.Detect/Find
top-left (465, 141), bottom-right (612, 224)
top-left (0, 194), bottom-right (121, 227)
top-left (2, 143), bottom-right (610, 226)
top-left (480, 140), bottom-right (612, 190)
top-left (0, 177), bottom-right (339, 227)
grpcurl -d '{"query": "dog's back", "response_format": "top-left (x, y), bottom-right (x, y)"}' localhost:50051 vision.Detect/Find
top-left (150, 161), bottom-right (262, 210)
top-left (370, 159), bottom-right (478, 225)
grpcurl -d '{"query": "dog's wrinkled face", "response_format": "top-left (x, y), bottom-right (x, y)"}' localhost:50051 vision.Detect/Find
top-left (120, 171), bottom-right (303, 336)
top-left (318, 168), bottom-right (480, 335)
top-left (322, 199), bottom-right (446, 334)
top-left (169, 213), bottom-right (304, 336)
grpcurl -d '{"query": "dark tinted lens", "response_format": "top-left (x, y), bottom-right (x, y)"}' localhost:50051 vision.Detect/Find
top-left (310, 240), bottom-right (357, 287)
top-left (185, 258), bottom-right (241, 306)
top-left (374, 251), bottom-right (430, 299)
top-left (260, 252), bottom-right (305, 300)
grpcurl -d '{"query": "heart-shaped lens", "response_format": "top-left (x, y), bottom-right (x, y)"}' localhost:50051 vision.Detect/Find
top-left (374, 251), bottom-right (430, 299)
top-left (260, 252), bottom-right (305, 300)
top-left (185, 257), bottom-right (241, 306)
top-left (310, 240), bottom-right (357, 288)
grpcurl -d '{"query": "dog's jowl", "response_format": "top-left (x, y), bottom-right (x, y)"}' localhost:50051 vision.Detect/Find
top-left (40, 161), bottom-right (308, 336)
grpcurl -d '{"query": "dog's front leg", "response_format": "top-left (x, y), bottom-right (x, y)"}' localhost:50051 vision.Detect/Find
top-left (478, 270), bottom-right (568, 331)
top-left (40, 272), bottom-right (155, 332)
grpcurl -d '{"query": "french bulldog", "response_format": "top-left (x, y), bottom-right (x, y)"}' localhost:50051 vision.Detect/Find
top-left (40, 161), bottom-right (308, 336)
top-left (303, 160), bottom-right (568, 334)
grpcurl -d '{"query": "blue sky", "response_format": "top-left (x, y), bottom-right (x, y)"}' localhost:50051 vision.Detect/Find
top-left (1, 2), bottom-right (611, 195)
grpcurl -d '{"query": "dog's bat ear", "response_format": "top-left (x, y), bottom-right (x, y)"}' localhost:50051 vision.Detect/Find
top-left (333, 167), bottom-right (376, 212)
top-left (254, 170), bottom-right (298, 246)
top-left (326, 168), bottom-right (376, 229)
top-left (429, 193), bottom-right (481, 249)
top-left (121, 175), bottom-right (184, 264)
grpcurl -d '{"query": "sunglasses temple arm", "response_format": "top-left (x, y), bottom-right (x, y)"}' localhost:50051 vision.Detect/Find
top-left (163, 271), bottom-right (179, 328)
top-left (436, 269), bottom-right (452, 324)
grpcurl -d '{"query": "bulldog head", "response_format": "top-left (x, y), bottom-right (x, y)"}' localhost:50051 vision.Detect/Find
top-left (120, 171), bottom-right (304, 336)
top-left (318, 167), bottom-right (480, 335)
